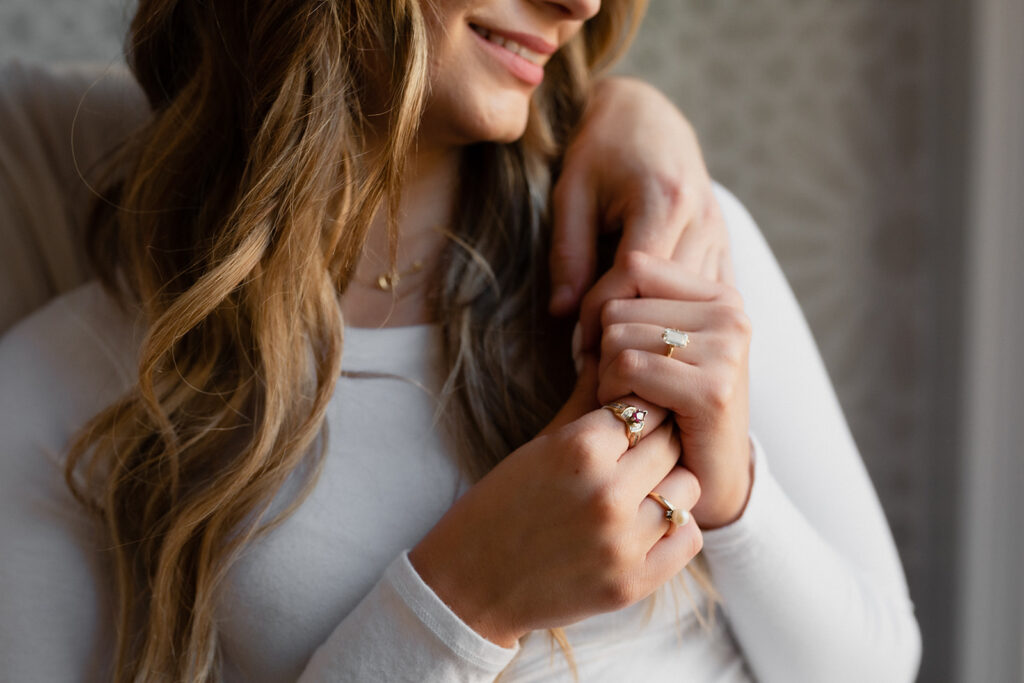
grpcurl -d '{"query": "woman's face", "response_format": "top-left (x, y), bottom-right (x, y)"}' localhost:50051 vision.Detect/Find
top-left (421, 0), bottom-right (601, 146)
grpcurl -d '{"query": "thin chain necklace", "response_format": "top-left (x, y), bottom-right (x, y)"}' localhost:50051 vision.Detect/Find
top-left (373, 259), bottom-right (426, 292)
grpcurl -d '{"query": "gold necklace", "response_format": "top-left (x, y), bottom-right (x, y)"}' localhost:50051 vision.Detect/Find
top-left (373, 259), bottom-right (425, 292)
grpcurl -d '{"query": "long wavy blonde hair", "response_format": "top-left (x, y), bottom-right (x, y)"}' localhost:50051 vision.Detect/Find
top-left (64, 0), bottom-right (675, 680)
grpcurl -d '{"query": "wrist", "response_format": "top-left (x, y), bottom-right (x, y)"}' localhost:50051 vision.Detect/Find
top-left (693, 439), bottom-right (755, 530)
top-left (408, 540), bottom-right (524, 649)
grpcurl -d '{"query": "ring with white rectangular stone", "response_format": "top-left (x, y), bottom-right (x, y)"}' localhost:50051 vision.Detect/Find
top-left (661, 328), bottom-right (690, 359)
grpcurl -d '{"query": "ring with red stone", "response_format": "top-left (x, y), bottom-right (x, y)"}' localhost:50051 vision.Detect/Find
top-left (602, 401), bottom-right (647, 448)
top-left (662, 328), bottom-right (690, 359)
top-left (646, 492), bottom-right (691, 536)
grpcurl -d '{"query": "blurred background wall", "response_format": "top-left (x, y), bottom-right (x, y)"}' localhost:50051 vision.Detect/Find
top-left (2, 1), bottom-right (1020, 681)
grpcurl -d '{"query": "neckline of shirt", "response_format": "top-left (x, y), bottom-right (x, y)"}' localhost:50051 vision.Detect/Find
top-left (341, 323), bottom-right (441, 375)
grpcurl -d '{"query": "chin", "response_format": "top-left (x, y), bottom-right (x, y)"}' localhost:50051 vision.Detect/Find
top-left (422, 86), bottom-right (533, 147)
top-left (460, 100), bottom-right (532, 144)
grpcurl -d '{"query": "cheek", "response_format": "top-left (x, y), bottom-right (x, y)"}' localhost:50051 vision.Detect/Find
top-left (423, 60), bottom-right (533, 144)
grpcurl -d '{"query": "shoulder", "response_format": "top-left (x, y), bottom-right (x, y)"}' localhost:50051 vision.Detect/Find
top-left (0, 282), bottom-right (140, 472)
top-left (0, 60), bottom-right (145, 163)
top-left (0, 59), bottom-right (144, 127)
top-left (0, 60), bottom-right (146, 186)
top-left (0, 282), bottom-right (128, 680)
top-left (0, 61), bottom-right (147, 331)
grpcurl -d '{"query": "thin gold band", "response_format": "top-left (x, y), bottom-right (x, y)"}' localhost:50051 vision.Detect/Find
top-left (646, 492), bottom-right (691, 535)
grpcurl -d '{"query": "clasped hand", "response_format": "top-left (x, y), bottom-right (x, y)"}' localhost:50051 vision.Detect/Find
top-left (410, 253), bottom-right (753, 647)
top-left (410, 77), bottom-right (752, 647)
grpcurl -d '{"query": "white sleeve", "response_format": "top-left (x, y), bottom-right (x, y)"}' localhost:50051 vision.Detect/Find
top-left (0, 289), bottom-right (517, 683)
top-left (699, 185), bottom-right (922, 682)
top-left (297, 552), bottom-right (518, 682)
top-left (0, 293), bottom-right (126, 682)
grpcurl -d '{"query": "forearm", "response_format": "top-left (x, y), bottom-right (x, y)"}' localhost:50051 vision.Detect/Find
top-left (710, 183), bottom-right (921, 681)
top-left (298, 552), bottom-right (516, 683)
top-left (702, 441), bottom-right (921, 682)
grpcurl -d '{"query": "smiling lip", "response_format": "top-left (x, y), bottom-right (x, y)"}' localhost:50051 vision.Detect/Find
top-left (469, 23), bottom-right (554, 86)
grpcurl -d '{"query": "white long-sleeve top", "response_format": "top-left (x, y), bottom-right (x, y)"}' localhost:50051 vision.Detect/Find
top-left (0, 62), bottom-right (921, 682)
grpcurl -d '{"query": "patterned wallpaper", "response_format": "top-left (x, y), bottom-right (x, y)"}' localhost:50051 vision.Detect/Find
top-left (617, 1), bottom-right (931, 589)
top-left (0, 0), bottom-right (932, 616)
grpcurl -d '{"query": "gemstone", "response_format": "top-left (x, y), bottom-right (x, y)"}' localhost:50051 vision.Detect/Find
top-left (662, 328), bottom-right (689, 347)
top-left (670, 509), bottom-right (690, 526)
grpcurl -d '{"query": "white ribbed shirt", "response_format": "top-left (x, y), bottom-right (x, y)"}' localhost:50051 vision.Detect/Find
top-left (0, 62), bottom-right (920, 682)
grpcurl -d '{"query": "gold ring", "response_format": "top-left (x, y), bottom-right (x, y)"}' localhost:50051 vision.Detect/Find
top-left (647, 492), bottom-right (691, 535)
top-left (602, 401), bottom-right (647, 448)
top-left (662, 328), bottom-right (690, 359)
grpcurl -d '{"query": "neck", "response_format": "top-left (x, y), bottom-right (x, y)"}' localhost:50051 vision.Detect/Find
top-left (341, 143), bottom-right (460, 328)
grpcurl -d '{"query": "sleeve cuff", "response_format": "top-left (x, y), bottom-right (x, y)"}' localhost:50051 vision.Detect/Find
top-left (700, 432), bottom-right (776, 557)
top-left (388, 551), bottom-right (520, 671)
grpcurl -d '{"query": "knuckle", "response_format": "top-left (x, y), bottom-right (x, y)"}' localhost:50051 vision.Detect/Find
top-left (600, 574), bottom-right (639, 610)
top-left (649, 170), bottom-right (689, 212)
top-left (601, 323), bottom-right (629, 355)
top-left (600, 299), bottom-right (624, 329)
top-left (725, 307), bottom-right (752, 337)
top-left (620, 250), bottom-right (650, 280)
top-left (610, 348), bottom-right (645, 380)
top-left (567, 429), bottom-right (606, 472)
top-left (703, 374), bottom-right (735, 410)
top-left (711, 303), bottom-right (749, 334)
top-left (680, 471), bottom-right (702, 507)
top-left (714, 283), bottom-right (745, 309)
top-left (588, 482), bottom-right (625, 525)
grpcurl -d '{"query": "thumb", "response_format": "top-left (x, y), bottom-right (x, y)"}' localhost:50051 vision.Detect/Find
top-left (549, 173), bottom-right (599, 316)
top-left (541, 351), bottom-right (600, 435)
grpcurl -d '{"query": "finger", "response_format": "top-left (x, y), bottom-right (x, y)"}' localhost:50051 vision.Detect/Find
top-left (667, 202), bottom-right (713, 275)
top-left (670, 191), bottom-right (726, 275)
top-left (549, 172), bottom-right (599, 316)
top-left (578, 252), bottom-right (721, 351)
top-left (614, 195), bottom-right (690, 263)
top-left (600, 297), bottom-right (722, 330)
top-left (614, 421), bottom-right (678, 496)
top-left (636, 465), bottom-right (701, 549)
top-left (698, 246), bottom-right (720, 283)
top-left (541, 352), bottom-right (601, 435)
top-left (718, 247), bottom-right (736, 287)
top-left (670, 232), bottom-right (708, 276)
top-left (596, 350), bottom-right (706, 413)
top-left (600, 323), bottom-right (702, 378)
top-left (643, 516), bottom-right (704, 584)
top-left (614, 420), bottom-right (686, 502)
top-left (595, 395), bottom-right (669, 455)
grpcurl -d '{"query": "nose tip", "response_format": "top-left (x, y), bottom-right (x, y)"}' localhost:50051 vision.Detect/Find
top-left (549, 0), bottom-right (601, 22)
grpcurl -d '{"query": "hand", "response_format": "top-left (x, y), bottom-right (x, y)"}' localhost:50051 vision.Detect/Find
top-left (595, 251), bottom-right (753, 529)
top-left (549, 77), bottom-right (734, 339)
top-left (408, 357), bottom-right (703, 647)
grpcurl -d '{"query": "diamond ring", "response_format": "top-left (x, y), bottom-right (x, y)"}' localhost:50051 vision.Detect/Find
top-left (602, 401), bottom-right (647, 448)
top-left (662, 328), bottom-right (690, 359)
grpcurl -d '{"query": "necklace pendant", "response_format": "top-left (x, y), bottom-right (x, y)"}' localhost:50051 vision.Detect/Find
top-left (376, 272), bottom-right (399, 291)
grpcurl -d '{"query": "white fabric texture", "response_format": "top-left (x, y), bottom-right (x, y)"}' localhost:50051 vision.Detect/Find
top-left (0, 63), bottom-right (921, 681)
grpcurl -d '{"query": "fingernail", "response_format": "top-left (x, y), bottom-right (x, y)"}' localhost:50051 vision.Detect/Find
top-left (550, 285), bottom-right (575, 315)
top-left (571, 322), bottom-right (583, 375)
